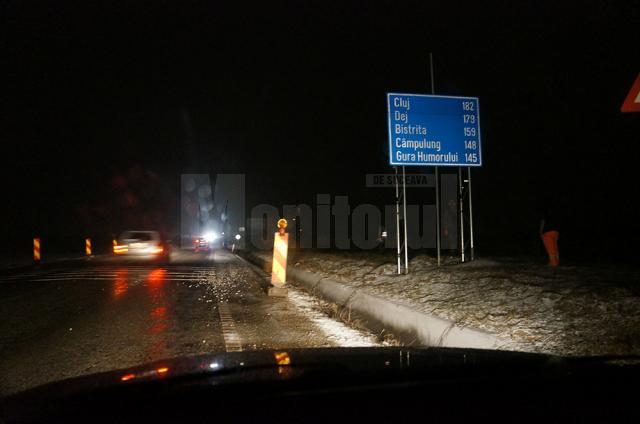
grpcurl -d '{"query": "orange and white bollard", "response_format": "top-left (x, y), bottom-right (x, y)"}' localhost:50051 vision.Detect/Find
top-left (85, 238), bottom-right (92, 256)
top-left (33, 238), bottom-right (41, 262)
top-left (269, 219), bottom-right (289, 297)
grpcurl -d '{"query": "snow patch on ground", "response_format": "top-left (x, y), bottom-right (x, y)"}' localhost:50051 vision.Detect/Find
top-left (287, 287), bottom-right (382, 347)
top-left (256, 250), bottom-right (640, 356)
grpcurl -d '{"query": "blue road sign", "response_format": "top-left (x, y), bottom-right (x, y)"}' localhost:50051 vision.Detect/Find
top-left (387, 93), bottom-right (482, 167)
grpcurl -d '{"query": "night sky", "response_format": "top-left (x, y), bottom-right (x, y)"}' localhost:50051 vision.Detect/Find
top-left (1, 1), bottom-right (638, 261)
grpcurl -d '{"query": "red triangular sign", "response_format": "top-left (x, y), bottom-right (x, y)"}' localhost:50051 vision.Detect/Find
top-left (621, 73), bottom-right (640, 113)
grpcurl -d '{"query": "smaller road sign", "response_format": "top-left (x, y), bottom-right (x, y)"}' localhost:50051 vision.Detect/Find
top-left (621, 73), bottom-right (640, 113)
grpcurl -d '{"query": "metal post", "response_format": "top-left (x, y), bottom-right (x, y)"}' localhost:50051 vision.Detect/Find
top-left (458, 167), bottom-right (465, 262)
top-left (468, 167), bottom-right (475, 261)
top-left (429, 52), bottom-right (435, 94)
top-left (402, 166), bottom-right (409, 274)
top-left (430, 52), bottom-right (440, 267)
top-left (435, 167), bottom-right (441, 266)
top-left (394, 167), bottom-right (401, 274)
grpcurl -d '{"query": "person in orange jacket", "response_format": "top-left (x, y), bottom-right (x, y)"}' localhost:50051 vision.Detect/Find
top-left (539, 210), bottom-right (560, 267)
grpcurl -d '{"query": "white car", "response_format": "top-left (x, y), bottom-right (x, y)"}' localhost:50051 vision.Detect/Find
top-left (113, 231), bottom-right (170, 261)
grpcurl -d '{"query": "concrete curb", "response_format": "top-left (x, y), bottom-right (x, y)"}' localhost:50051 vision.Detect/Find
top-left (241, 250), bottom-right (503, 350)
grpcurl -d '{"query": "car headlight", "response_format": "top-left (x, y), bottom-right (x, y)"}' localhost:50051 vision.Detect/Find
top-left (203, 232), bottom-right (217, 242)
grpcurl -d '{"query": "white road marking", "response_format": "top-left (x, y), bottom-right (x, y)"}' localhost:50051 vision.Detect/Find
top-left (26, 277), bottom-right (216, 282)
top-left (0, 269), bottom-right (71, 281)
top-left (218, 303), bottom-right (243, 352)
top-left (0, 266), bottom-right (224, 283)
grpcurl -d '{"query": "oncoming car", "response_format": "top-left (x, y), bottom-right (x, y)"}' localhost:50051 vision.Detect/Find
top-left (193, 237), bottom-right (210, 252)
top-left (193, 232), bottom-right (221, 252)
top-left (113, 231), bottom-right (170, 262)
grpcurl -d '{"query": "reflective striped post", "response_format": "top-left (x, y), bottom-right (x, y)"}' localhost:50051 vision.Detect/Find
top-left (33, 238), bottom-right (41, 262)
top-left (269, 219), bottom-right (289, 297)
top-left (85, 238), bottom-right (92, 256)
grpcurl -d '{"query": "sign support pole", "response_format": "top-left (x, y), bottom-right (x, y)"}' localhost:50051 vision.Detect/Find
top-left (468, 167), bottom-right (475, 261)
top-left (435, 167), bottom-right (441, 267)
top-left (458, 167), bottom-right (465, 262)
top-left (402, 166), bottom-right (409, 274)
top-left (429, 52), bottom-right (441, 267)
top-left (394, 166), bottom-right (402, 274)
top-left (387, 64), bottom-right (481, 269)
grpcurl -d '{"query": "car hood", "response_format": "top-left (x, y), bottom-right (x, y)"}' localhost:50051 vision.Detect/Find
top-left (3, 346), bottom-right (638, 421)
top-left (1, 347), bottom-right (555, 398)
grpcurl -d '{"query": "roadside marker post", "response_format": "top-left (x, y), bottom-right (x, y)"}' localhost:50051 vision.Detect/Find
top-left (33, 238), bottom-right (41, 262)
top-left (231, 233), bottom-right (241, 253)
top-left (269, 218), bottom-right (289, 297)
top-left (85, 238), bottom-right (92, 256)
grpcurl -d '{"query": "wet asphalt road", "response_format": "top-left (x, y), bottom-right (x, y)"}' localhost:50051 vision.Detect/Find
top-left (0, 250), bottom-right (375, 395)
